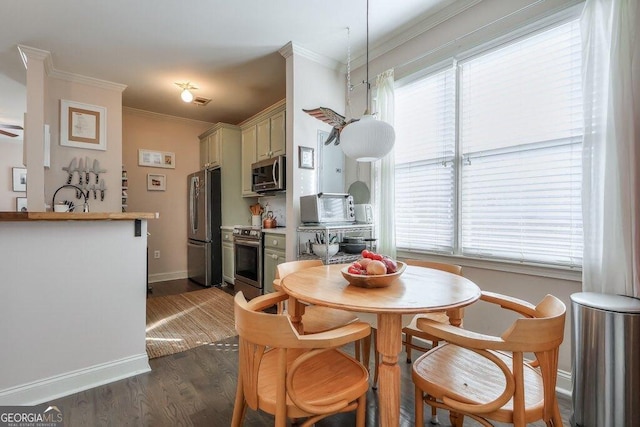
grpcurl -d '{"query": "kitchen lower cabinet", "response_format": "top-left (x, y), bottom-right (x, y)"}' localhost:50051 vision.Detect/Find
top-left (222, 230), bottom-right (234, 285)
top-left (263, 232), bottom-right (286, 293)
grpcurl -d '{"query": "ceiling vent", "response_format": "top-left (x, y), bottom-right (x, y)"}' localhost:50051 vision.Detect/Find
top-left (193, 96), bottom-right (211, 106)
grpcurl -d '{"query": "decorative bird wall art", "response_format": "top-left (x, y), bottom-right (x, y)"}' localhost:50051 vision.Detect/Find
top-left (302, 107), bottom-right (359, 146)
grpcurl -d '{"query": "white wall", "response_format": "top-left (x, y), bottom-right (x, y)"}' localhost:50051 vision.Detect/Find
top-left (44, 77), bottom-right (124, 212)
top-left (0, 220), bottom-right (150, 404)
top-left (281, 43), bottom-right (346, 260)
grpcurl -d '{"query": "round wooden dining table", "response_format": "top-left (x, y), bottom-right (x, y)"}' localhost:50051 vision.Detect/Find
top-left (280, 263), bottom-right (481, 427)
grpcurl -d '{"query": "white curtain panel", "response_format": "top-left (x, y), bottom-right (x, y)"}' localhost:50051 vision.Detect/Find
top-left (581, 0), bottom-right (640, 296)
top-left (374, 69), bottom-right (397, 258)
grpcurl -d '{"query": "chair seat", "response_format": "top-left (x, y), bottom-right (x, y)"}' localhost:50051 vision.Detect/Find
top-left (258, 348), bottom-right (369, 418)
top-left (412, 344), bottom-right (546, 423)
top-left (301, 306), bottom-right (359, 334)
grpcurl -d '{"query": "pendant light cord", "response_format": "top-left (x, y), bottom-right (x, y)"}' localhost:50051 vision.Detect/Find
top-left (365, 0), bottom-right (370, 112)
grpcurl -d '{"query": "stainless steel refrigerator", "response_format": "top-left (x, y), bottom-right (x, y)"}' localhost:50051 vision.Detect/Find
top-left (187, 168), bottom-right (222, 287)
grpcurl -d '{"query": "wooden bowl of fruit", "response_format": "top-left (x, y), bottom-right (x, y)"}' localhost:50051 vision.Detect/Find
top-left (341, 250), bottom-right (406, 288)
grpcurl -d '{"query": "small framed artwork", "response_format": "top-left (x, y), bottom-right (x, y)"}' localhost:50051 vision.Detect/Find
top-left (12, 167), bottom-right (27, 192)
top-left (138, 149), bottom-right (176, 169)
top-left (60, 99), bottom-right (107, 151)
top-left (147, 173), bottom-right (166, 191)
top-left (299, 146), bottom-right (315, 170)
top-left (16, 197), bottom-right (27, 212)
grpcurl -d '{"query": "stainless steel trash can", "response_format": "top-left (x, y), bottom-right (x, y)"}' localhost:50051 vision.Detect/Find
top-left (571, 292), bottom-right (640, 427)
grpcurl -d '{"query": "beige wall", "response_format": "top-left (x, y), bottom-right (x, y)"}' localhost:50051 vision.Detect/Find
top-left (44, 78), bottom-right (124, 212)
top-left (0, 140), bottom-right (25, 211)
top-left (123, 108), bottom-right (212, 281)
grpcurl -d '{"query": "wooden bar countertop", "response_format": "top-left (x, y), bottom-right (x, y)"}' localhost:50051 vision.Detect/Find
top-left (0, 212), bottom-right (158, 221)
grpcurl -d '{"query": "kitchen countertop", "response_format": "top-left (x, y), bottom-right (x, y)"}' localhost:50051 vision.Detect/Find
top-left (262, 227), bottom-right (287, 234)
top-left (0, 212), bottom-right (157, 221)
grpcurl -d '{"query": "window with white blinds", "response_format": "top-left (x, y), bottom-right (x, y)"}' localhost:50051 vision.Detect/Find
top-left (394, 19), bottom-right (583, 267)
top-left (395, 68), bottom-right (456, 253)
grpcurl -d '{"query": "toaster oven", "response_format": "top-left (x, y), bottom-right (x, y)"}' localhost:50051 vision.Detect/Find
top-left (300, 193), bottom-right (355, 224)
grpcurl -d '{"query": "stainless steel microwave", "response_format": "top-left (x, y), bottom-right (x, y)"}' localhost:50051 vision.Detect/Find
top-left (300, 193), bottom-right (355, 224)
top-left (252, 155), bottom-right (285, 193)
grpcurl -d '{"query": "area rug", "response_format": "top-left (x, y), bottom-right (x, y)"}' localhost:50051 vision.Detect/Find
top-left (146, 287), bottom-right (237, 359)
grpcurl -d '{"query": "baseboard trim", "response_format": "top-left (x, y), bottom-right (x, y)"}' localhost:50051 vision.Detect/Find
top-left (0, 353), bottom-right (151, 405)
top-left (148, 270), bottom-right (188, 283)
top-left (556, 368), bottom-right (572, 398)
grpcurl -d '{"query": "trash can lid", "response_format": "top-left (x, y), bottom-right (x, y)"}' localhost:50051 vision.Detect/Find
top-left (571, 292), bottom-right (640, 313)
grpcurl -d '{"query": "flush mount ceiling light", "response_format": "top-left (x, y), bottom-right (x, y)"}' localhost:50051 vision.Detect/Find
top-left (174, 82), bottom-right (198, 103)
top-left (340, 0), bottom-right (395, 162)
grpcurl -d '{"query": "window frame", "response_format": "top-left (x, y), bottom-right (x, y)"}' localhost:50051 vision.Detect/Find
top-left (392, 8), bottom-right (584, 281)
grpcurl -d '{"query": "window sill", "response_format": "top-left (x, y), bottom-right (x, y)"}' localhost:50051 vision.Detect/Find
top-left (397, 250), bottom-right (582, 282)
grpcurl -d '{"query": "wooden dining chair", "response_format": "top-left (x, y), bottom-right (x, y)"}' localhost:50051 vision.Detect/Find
top-left (232, 291), bottom-right (371, 427)
top-left (403, 259), bottom-right (464, 363)
top-left (274, 259), bottom-right (359, 335)
top-left (363, 260), bottom-right (463, 389)
top-left (412, 291), bottom-right (566, 427)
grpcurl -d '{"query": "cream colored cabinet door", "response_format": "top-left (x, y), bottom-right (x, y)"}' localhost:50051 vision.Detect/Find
top-left (269, 110), bottom-right (286, 157)
top-left (256, 117), bottom-right (271, 161)
top-left (241, 126), bottom-right (258, 196)
top-left (263, 248), bottom-right (285, 293)
top-left (222, 241), bottom-right (234, 285)
top-left (208, 130), bottom-right (221, 168)
top-left (199, 136), bottom-right (209, 169)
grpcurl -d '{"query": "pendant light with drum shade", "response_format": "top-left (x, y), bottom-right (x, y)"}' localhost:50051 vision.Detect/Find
top-left (340, 0), bottom-right (395, 162)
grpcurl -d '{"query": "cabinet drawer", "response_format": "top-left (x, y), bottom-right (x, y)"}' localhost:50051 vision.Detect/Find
top-left (222, 230), bottom-right (234, 243)
top-left (264, 233), bottom-right (286, 250)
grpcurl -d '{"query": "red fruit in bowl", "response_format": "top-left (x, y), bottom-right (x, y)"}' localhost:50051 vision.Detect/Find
top-left (382, 258), bottom-right (398, 274)
top-left (371, 253), bottom-right (384, 261)
top-left (361, 249), bottom-right (372, 259)
top-left (348, 266), bottom-right (363, 275)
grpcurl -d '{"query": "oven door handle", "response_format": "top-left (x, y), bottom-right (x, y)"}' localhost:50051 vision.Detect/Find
top-left (234, 239), bottom-right (261, 247)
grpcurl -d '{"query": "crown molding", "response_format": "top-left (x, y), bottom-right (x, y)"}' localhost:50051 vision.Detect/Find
top-left (17, 44), bottom-right (126, 92)
top-left (348, 0), bottom-right (484, 71)
top-left (48, 68), bottom-right (127, 92)
top-left (123, 106), bottom-right (214, 126)
top-left (279, 42), bottom-right (342, 70)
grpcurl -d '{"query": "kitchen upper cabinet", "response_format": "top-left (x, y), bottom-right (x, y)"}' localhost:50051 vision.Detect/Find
top-left (199, 136), bottom-right (209, 169)
top-left (240, 99), bottom-right (285, 197)
top-left (257, 110), bottom-right (285, 161)
top-left (199, 131), bottom-right (221, 169)
top-left (198, 123), bottom-right (248, 226)
top-left (241, 126), bottom-right (258, 197)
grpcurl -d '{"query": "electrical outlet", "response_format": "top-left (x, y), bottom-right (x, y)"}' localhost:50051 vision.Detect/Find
top-left (154, 250), bottom-right (160, 259)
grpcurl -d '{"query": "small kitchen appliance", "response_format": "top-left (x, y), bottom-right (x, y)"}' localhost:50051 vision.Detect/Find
top-left (354, 204), bottom-right (373, 223)
top-left (300, 193), bottom-right (355, 224)
top-left (251, 155), bottom-right (286, 193)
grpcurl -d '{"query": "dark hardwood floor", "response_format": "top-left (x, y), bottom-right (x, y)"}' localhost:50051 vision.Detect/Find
top-left (49, 279), bottom-right (573, 426)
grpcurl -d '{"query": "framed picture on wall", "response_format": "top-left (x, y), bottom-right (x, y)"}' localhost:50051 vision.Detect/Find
top-left (16, 197), bottom-right (27, 212)
top-left (12, 167), bottom-right (26, 192)
top-left (299, 146), bottom-right (315, 169)
top-left (138, 149), bottom-right (176, 169)
top-left (147, 173), bottom-right (166, 191)
top-left (60, 100), bottom-right (107, 151)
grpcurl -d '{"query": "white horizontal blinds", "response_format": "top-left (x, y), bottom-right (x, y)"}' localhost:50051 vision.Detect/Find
top-left (460, 20), bottom-right (583, 266)
top-left (394, 68), bottom-right (456, 252)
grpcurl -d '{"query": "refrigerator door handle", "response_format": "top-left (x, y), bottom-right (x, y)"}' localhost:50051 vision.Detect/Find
top-left (189, 176), bottom-right (199, 235)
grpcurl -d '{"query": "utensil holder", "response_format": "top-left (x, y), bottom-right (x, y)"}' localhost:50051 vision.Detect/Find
top-left (252, 215), bottom-right (261, 227)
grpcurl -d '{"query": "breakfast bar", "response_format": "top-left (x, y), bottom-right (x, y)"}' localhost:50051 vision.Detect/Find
top-left (0, 211), bottom-right (156, 405)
